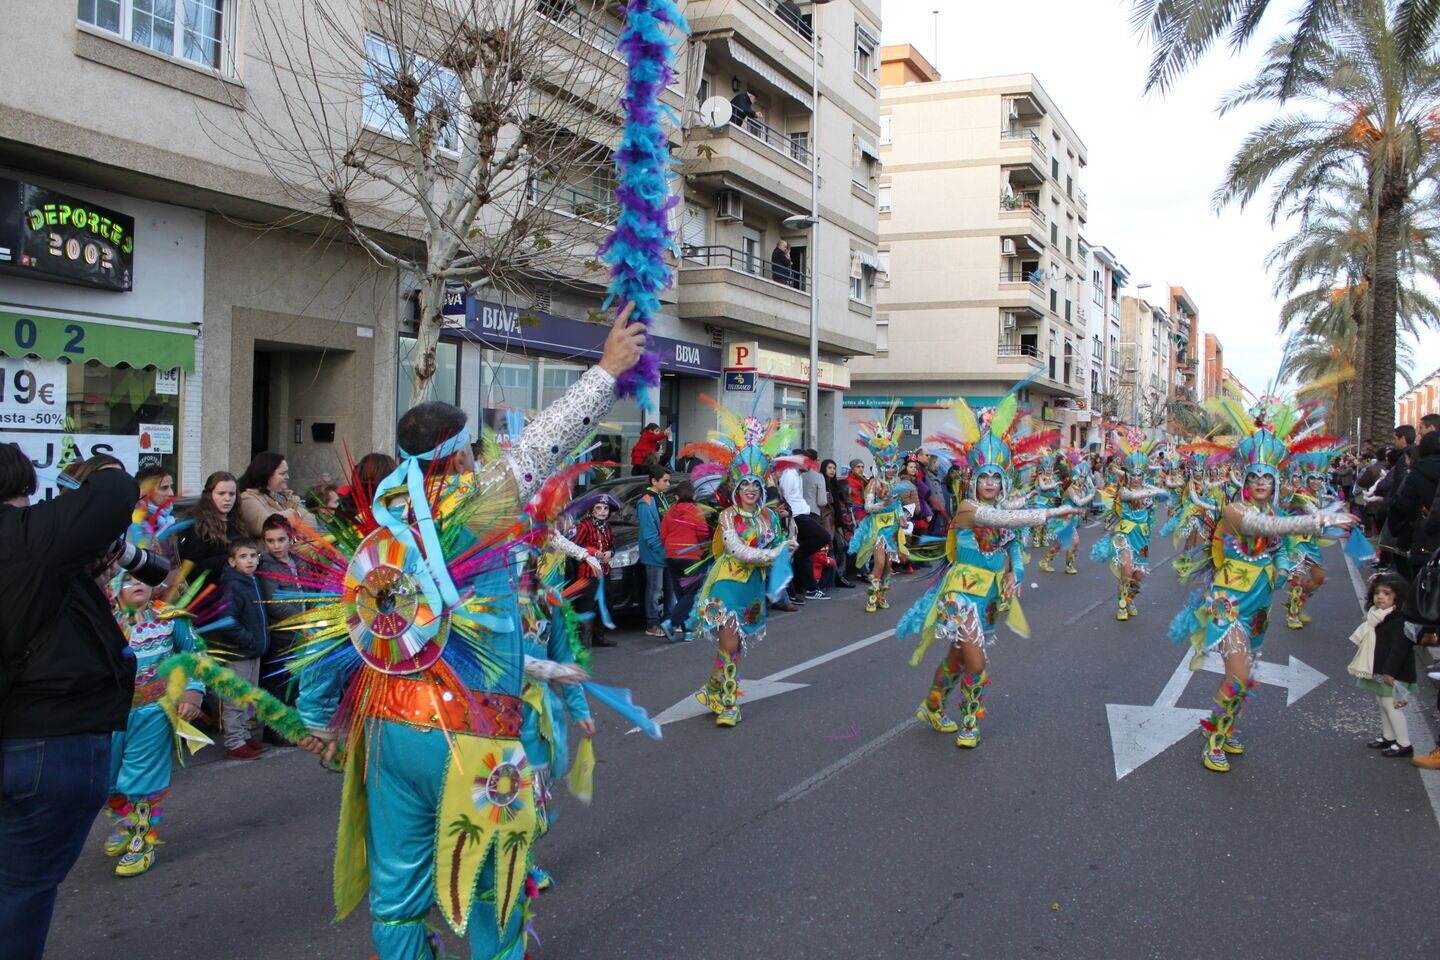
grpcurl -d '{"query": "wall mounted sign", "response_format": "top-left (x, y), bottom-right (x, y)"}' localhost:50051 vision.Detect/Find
top-left (0, 179), bottom-right (135, 291)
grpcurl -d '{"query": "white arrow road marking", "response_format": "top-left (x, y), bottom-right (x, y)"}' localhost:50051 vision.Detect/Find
top-left (1196, 652), bottom-right (1328, 706)
top-left (632, 629), bottom-right (896, 732)
top-left (1106, 650), bottom-right (1209, 781)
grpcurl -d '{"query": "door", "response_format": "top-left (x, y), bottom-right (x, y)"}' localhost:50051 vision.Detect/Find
top-left (251, 350), bottom-right (271, 459)
top-left (741, 227), bottom-right (762, 276)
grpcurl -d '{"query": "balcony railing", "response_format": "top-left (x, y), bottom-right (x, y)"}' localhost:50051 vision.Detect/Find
top-left (999, 268), bottom-right (1045, 287)
top-left (1076, 305), bottom-right (1088, 322)
top-left (1001, 127), bottom-right (1043, 147)
top-left (1078, 187), bottom-right (1088, 206)
top-left (773, 2), bottom-right (815, 44)
top-left (529, 179), bottom-right (617, 226)
top-left (538, 0), bottom-right (621, 58)
top-left (999, 195), bottom-right (1047, 226)
top-left (681, 243), bottom-right (810, 291)
top-left (731, 115), bottom-right (813, 168)
top-left (998, 343), bottom-right (1042, 359)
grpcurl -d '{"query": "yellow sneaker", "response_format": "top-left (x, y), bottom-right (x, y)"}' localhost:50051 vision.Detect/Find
top-left (916, 703), bottom-right (959, 733)
top-left (955, 727), bottom-right (980, 748)
top-left (1116, 606), bottom-right (1129, 622)
top-left (715, 706), bottom-right (741, 727)
top-left (103, 830), bottom-right (129, 858)
top-left (1202, 746), bottom-right (1230, 772)
top-left (1038, 560), bottom-right (1054, 573)
top-left (1221, 736), bottom-right (1245, 755)
top-left (115, 843), bottom-right (155, 877)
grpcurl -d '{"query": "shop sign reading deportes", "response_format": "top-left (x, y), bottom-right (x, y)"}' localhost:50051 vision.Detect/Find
top-left (0, 178), bottom-right (136, 291)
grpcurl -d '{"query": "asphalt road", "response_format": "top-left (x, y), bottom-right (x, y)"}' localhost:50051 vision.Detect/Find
top-left (45, 526), bottom-right (1440, 959)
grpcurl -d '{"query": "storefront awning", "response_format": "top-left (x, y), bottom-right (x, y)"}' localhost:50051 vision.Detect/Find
top-left (852, 250), bottom-right (883, 272)
top-left (0, 305), bottom-right (197, 371)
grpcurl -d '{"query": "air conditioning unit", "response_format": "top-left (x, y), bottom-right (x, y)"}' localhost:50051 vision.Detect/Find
top-left (716, 191), bottom-right (743, 221)
top-left (1001, 239), bottom-right (1017, 256)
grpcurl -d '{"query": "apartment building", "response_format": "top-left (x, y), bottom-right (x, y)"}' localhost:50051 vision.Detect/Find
top-left (681, 0), bottom-right (882, 451)
top-left (1080, 241), bottom-right (1130, 445)
top-left (1118, 293), bottom-right (1173, 430)
top-left (1398, 366), bottom-right (1440, 425)
top-left (1168, 285), bottom-right (1201, 411)
top-left (850, 54), bottom-right (1093, 448)
top-left (0, 1), bottom-right (879, 490)
top-left (1203, 332), bottom-right (1225, 399)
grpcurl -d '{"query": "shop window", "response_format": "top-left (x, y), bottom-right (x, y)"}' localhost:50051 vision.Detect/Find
top-left (774, 384), bottom-right (807, 442)
top-left (78, 0), bottom-right (231, 73)
top-left (362, 35), bottom-right (461, 154)
top-left (396, 336), bottom-right (460, 424)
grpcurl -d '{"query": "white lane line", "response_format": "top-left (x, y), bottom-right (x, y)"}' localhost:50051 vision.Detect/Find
top-left (1061, 552), bottom-right (1175, 626)
top-left (1343, 553), bottom-right (1440, 830)
top-left (763, 628), bottom-right (896, 683)
top-left (778, 716), bottom-right (918, 803)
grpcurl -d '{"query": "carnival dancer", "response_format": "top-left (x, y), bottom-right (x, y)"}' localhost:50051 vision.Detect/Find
top-left (1027, 449), bottom-right (1063, 550)
top-left (1168, 398), bottom-right (1355, 773)
top-left (1091, 432), bottom-right (1167, 621)
top-left (902, 396), bottom-right (1082, 747)
top-left (286, 307), bottom-right (649, 960)
top-left (102, 574), bottom-right (218, 877)
top-left (1161, 446), bottom-right (1227, 555)
top-left (848, 415), bottom-right (906, 613)
top-left (682, 401), bottom-right (797, 727)
top-left (1039, 450), bottom-right (1096, 574)
top-left (1279, 438), bottom-right (1344, 629)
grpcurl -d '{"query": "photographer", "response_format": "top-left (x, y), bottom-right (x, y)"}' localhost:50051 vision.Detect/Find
top-left (0, 447), bottom-right (140, 960)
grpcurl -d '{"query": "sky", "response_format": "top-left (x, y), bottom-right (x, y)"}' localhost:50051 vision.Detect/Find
top-left (879, 0), bottom-right (1439, 401)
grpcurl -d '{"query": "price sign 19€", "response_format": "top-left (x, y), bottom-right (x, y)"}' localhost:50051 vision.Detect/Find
top-left (0, 357), bottom-right (66, 429)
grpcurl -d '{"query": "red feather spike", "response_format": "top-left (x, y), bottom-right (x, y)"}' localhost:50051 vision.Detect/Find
top-left (678, 441), bottom-right (736, 467)
top-left (1009, 431), bottom-right (1061, 458)
top-left (1287, 434), bottom-right (1343, 457)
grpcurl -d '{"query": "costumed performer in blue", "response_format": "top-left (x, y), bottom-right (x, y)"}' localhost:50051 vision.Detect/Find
top-left (848, 413), bottom-right (906, 613)
top-left (1168, 396), bottom-right (1354, 773)
top-left (287, 305), bottom-right (652, 960)
top-left (682, 399), bottom-right (797, 727)
top-left (902, 395), bottom-right (1083, 748)
top-left (1038, 449), bottom-right (1095, 575)
top-left (1091, 431), bottom-right (1168, 622)
top-left (1279, 437), bottom-right (1344, 629)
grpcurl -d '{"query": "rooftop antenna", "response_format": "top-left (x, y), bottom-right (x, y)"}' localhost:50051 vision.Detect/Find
top-left (932, 9), bottom-right (940, 72)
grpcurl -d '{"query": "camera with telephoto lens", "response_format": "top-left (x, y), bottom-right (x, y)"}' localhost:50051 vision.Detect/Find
top-left (112, 538), bottom-right (171, 587)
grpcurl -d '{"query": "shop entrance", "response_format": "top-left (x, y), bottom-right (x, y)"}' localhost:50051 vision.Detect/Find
top-left (250, 344), bottom-right (358, 489)
top-left (251, 350), bottom-right (273, 460)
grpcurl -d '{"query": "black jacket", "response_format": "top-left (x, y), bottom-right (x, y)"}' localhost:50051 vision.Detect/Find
top-left (257, 554), bottom-right (318, 649)
top-left (177, 515), bottom-right (240, 585)
top-left (0, 468), bottom-right (140, 739)
top-left (1389, 452), bottom-right (1440, 555)
top-left (1371, 609), bottom-right (1416, 684)
top-left (212, 566), bottom-right (270, 661)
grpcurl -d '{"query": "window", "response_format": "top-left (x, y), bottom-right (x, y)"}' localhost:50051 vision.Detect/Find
top-left (1049, 288), bottom-right (1058, 312)
top-left (879, 115), bottom-right (893, 145)
top-left (1051, 156), bottom-right (1060, 179)
top-left (1050, 222), bottom-right (1058, 245)
top-left (363, 35), bottom-right (461, 154)
top-left (1065, 237), bottom-right (1072, 260)
top-left (397, 336), bottom-right (460, 422)
top-left (876, 250), bottom-right (891, 277)
top-left (875, 319), bottom-right (889, 352)
top-left (775, 384), bottom-right (808, 441)
top-left (855, 24), bottom-right (879, 78)
top-left (741, 228), bottom-right (762, 276)
top-left (850, 274), bottom-right (867, 301)
top-left (78, 0), bottom-right (230, 71)
top-left (877, 184), bottom-right (892, 213)
top-left (1066, 174), bottom-right (1073, 197)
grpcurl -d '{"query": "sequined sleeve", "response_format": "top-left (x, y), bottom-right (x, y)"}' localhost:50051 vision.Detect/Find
top-left (1118, 485), bottom-right (1166, 502)
top-left (1231, 506), bottom-right (1348, 537)
top-left (864, 479), bottom-right (887, 514)
top-left (549, 532), bottom-right (591, 563)
top-left (972, 503), bottom-right (1053, 529)
top-left (505, 366), bottom-right (617, 500)
top-left (1069, 485), bottom-right (1095, 507)
top-left (721, 509), bottom-right (783, 564)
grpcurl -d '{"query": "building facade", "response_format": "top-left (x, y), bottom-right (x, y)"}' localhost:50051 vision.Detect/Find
top-left (1167, 285), bottom-right (1200, 430)
top-left (1079, 241), bottom-right (1129, 445)
top-left (851, 57), bottom-right (1092, 448)
top-left (1118, 293), bottom-right (1172, 430)
top-left (1203, 332), bottom-right (1225, 399)
top-left (1397, 366), bottom-right (1440, 425)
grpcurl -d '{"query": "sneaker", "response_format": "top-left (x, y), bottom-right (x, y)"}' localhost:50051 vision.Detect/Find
top-left (805, 589), bottom-right (831, 600)
top-left (1064, 564), bottom-right (1078, 575)
top-left (246, 737), bottom-right (269, 753)
top-left (226, 743), bottom-right (264, 761)
top-left (530, 866), bottom-right (555, 892)
top-left (1413, 746), bottom-right (1440, 769)
top-left (115, 845), bottom-right (155, 878)
top-left (916, 703), bottom-right (959, 733)
top-left (669, 630), bottom-right (693, 643)
top-left (592, 634), bottom-right (618, 647)
top-left (716, 706), bottom-right (741, 727)
top-left (1381, 743), bottom-right (1415, 758)
top-left (1202, 747), bottom-right (1230, 772)
top-left (1221, 736), bottom-right (1245, 755)
top-left (644, 625), bottom-right (667, 638)
top-left (103, 829), bottom-right (129, 858)
top-left (954, 726), bottom-right (980, 748)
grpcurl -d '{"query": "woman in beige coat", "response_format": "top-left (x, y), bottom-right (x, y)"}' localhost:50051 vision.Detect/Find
top-left (235, 452), bottom-right (318, 538)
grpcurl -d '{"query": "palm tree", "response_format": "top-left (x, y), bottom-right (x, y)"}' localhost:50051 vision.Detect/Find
top-left (446, 815), bottom-right (484, 922)
top-left (1133, 0), bottom-right (1440, 94)
top-left (499, 830), bottom-right (529, 923)
top-left (1214, 0), bottom-right (1440, 444)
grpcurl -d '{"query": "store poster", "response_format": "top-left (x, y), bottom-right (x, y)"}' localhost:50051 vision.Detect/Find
top-left (0, 431), bottom-right (140, 500)
top-left (0, 356), bottom-right (66, 429)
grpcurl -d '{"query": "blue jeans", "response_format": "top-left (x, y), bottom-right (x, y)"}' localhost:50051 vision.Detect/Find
top-left (0, 733), bottom-right (112, 960)
top-left (644, 563), bottom-right (675, 627)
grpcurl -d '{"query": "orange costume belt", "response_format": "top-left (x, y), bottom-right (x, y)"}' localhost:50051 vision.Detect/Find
top-left (369, 676), bottom-right (524, 738)
top-left (132, 677), bottom-right (167, 708)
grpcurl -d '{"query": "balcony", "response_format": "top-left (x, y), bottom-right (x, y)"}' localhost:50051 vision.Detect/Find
top-left (687, 119), bottom-right (813, 213)
top-left (999, 196), bottom-right (1047, 248)
top-left (1000, 127), bottom-right (1048, 171)
top-left (528, 179), bottom-right (617, 228)
top-left (678, 243), bottom-right (816, 346)
top-left (689, 0), bottom-right (815, 85)
top-left (998, 268), bottom-right (1046, 318)
top-left (1076, 187), bottom-right (1088, 218)
top-left (997, 342), bottom-right (1043, 364)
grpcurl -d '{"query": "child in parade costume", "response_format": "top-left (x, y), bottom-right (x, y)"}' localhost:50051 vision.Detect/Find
top-left (681, 400), bottom-right (798, 727)
top-left (1039, 450), bottom-right (1096, 575)
top-left (848, 415), bottom-right (907, 613)
top-left (557, 494), bottom-right (622, 647)
top-left (1090, 432), bottom-right (1168, 622)
top-left (1279, 438), bottom-right (1345, 629)
top-left (901, 396), bottom-right (1083, 748)
top-left (1167, 397), bottom-right (1355, 773)
top-left (102, 573), bottom-right (221, 877)
top-left (282, 308), bottom-right (654, 960)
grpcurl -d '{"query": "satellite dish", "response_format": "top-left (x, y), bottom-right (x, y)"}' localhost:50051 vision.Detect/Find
top-left (699, 96), bottom-right (733, 129)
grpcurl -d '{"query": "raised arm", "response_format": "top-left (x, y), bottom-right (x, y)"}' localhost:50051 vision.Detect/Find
top-left (1118, 485), bottom-right (1167, 502)
top-left (959, 500), bottom-right (1071, 530)
top-left (720, 510), bottom-right (785, 564)
top-left (1223, 503), bottom-right (1352, 538)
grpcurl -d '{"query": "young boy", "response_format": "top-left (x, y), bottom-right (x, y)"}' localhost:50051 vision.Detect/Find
top-left (257, 514), bottom-right (316, 706)
top-left (215, 538), bottom-right (270, 760)
top-left (104, 574), bottom-right (205, 877)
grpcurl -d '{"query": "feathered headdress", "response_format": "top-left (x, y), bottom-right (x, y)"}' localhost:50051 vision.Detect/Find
top-left (1287, 434), bottom-right (1343, 478)
top-left (1110, 429), bottom-right (1158, 476)
top-left (1201, 391), bottom-right (1310, 481)
top-left (680, 396), bottom-right (796, 489)
top-left (856, 407), bottom-right (904, 476)
top-left (930, 390), bottom-right (1055, 496)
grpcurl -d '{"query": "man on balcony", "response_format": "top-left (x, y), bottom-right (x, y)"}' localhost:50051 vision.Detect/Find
top-left (771, 240), bottom-right (799, 289)
top-left (730, 90), bottom-right (762, 131)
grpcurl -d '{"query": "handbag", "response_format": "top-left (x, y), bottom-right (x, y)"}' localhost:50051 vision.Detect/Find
top-left (1413, 547), bottom-right (1440, 623)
